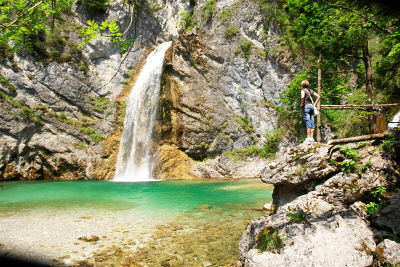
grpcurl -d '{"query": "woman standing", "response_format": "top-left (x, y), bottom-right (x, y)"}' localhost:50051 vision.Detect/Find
top-left (301, 80), bottom-right (321, 142)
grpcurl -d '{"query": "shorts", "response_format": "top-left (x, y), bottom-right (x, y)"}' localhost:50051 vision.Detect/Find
top-left (302, 104), bottom-right (315, 129)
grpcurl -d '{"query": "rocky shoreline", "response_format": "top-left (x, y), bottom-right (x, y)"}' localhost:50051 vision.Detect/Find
top-left (239, 140), bottom-right (400, 266)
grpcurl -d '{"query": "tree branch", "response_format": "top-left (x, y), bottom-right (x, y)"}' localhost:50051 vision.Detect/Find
top-left (327, 2), bottom-right (400, 41)
top-left (3, 0), bottom-right (44, 28)
top-left (122, 4), bottom-right (134, 35)
top-left (101, 1), bottom-right (140, 89)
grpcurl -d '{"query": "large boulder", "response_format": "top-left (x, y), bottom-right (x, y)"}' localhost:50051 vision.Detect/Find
top-left (263, 142), bottom-right (399, 208)
top-left (240, 141), bottom-right (400, 266)
top-left (240, 208), bottom-right (375, 267)
top-left (261, 143), bottom-right (338, 186)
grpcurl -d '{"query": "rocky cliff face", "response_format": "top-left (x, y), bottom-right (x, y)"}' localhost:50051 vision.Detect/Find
top-left (0, 56), bottom-right (102, 180)
top-left (0, 0), bottom-right (160, 180)
top-left (0, 0), bottom-right (295, 180)
top-left (153, 0), bottom-right (295, 178)
top-left (239, 140), bottom-right (400, 266)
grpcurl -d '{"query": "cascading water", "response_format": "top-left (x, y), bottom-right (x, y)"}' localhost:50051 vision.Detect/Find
top-left (113, 41), bottom-right (172, 182)
top-left (388, 110), bottom-right (400, 128)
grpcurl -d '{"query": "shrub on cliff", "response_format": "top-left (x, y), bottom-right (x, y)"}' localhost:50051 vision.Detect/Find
top-left (255, 226), bottom-right (284, 253)
top-left (202, 0), bottom-right (215, 23)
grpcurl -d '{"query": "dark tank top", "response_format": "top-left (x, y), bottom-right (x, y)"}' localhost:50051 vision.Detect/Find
top-left (303, 88), bottom-right (314, 106)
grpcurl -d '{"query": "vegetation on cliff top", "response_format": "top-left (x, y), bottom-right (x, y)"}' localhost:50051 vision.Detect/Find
top-left (0, 0), bottom-right (140, 64)
top-left (0, 0), bottom-right (73, 52)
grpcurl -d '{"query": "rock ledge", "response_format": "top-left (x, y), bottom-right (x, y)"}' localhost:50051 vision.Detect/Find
top-left (240, 141), bottom-right (400, 267)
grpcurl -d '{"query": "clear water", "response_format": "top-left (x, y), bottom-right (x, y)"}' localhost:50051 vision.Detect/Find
top-left (0, 179), bottom-right (270, 213)
top-left (0, 179), bottom-right (272, 266)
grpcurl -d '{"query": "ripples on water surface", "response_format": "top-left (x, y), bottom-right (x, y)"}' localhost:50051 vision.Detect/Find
top-left (0, 179), bottom-right (272, 266)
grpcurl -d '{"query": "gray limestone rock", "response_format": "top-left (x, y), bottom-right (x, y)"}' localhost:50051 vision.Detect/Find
top-left (160, 0), bottom-right (294, 161)
top-left (260, 142), bottom-right (398, 208)
top-left (239, 191), bottom-right (376, 267)
top-left (350, 201), bottom-right (368, 220)
top-left (200, 154), bottom-right (269, 178)
top-left (241, 210), bottom-right (375, 267)
top-left (376, 239), bottom-right (400, 265)
top-left (240, 141), bottom-right (400, 266)
top-left (261, 143), bottom-right (338, 186)
top-left (371, 189), bottom-right (400, 236)
top-left (190, 162), bottom-right (225, 179)
top-left (0, 0), bottom-right (169, 180)
top-left (0, 55), bottom-right (107, 180)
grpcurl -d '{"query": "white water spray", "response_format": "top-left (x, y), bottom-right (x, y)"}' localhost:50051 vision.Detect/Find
top-left (388, 110), bottom-right (400, 128)
top-left (113, 41), bottom-right (172, 182)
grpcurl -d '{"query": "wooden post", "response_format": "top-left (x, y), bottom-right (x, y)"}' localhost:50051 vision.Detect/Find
top-left (374, 112), bottom-right (387, 134)
top-left (317, 53), bottom-right (322, 142)
top-left (362, 39), bottom-right (375, 133)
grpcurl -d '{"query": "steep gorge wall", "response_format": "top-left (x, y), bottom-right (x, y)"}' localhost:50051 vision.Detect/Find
top-left (0, 0), bottom-right (295, 180)
top-left (0, 0), bottom-right (161, 180)
top-left (154, 0), bottom-right (296, 179)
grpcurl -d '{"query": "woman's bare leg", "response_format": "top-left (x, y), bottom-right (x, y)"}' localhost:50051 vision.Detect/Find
top-left (307, 128), bottom-right (312, 138)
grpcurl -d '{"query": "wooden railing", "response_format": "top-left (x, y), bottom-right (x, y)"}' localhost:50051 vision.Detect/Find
top-left (317, 103), bottom-right (399, 143)
top-left (321, 103), bottom-right (400, 110)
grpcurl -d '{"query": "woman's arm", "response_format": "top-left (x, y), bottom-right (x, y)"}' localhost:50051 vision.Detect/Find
top-left (314, 92), bottom-right (321, 106)
top-left (301, 89), bottom-right (305, 106)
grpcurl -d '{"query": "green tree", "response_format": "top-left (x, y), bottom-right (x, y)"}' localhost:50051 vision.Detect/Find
top-left (0, 0), bottom-right (73, 51)
top-left (284, 0), bottom-right (370, 97)
top-left (283, 0), bottom-right (392, 136)
top-left (282, 0), bottom-right (360, 116)
top-left (0, 0), bottom-right (132, 56)
top-left (371, 3), bottom-right (400, 102)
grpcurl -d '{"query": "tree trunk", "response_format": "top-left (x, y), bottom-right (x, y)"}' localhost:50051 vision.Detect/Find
top-left (362, 39), bottom-right (373, 102)
top-left (317, 53), bottom-right (322, 142)
top-left (327, 133), bottom-right (384, 145)
top-left (362, 38), bottom-right (375, 132)
top-left (51, 0), bottom-right (56, 33)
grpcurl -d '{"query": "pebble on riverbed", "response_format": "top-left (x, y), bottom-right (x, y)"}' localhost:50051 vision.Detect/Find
top-left (78, 235), bottom-right (100, 242)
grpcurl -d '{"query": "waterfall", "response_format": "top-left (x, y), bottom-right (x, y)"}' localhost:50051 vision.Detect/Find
top-left (388, 110), bottom-right (400, 128)
top-left (113, 41), bottom-right (172, 182)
